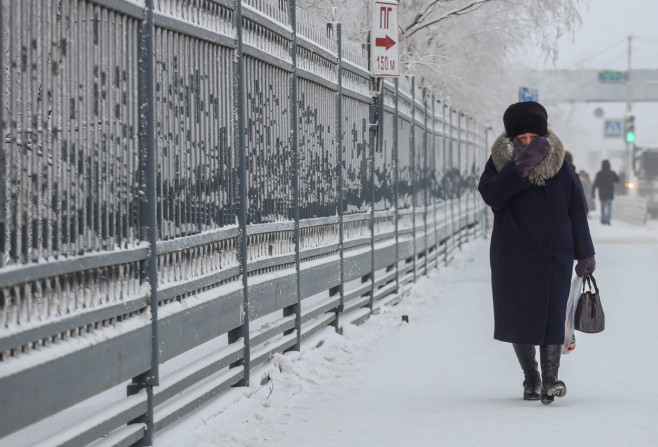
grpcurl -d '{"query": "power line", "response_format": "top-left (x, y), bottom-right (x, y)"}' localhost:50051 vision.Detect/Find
top-left (634, 47), bottom-right (658, 56)
top-left (598, 50), bottom-right (628, 68)
top-left (572, 37), bottom-right (627, 67)
top-left (634, 36), bottom-right (658, 46)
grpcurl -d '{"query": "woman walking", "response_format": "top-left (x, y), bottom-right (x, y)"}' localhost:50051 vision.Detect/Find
top-left (478, 101), bottom-right (596, 404)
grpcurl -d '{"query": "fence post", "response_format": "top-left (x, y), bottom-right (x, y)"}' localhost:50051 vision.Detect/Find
top-left (446, 107), bottom-right (453, 258)
top-left (471, 117), bottom-right (477, 240)
top-left (469, 119), bottom-right (474, 238)
top-left (0, 3), bottom-right (4, 269)
top-left (432, 96), bottom-right (437, 270)
top-left (483, 125), bottom-right (490, 238)
top-left (442, 104), bottom-right (449, 265)
top-left (393, 79), bottom-right (399, 295)
top-left (8, 3), bottom-right (17, 264)
top-left (286, 0), bottom-right (302, 350)
top-left (334, 22), bottom-right (345, 315)
top-left (367, 79), bottom-right (380, 311)
top-left (463, 115), bottom-right (473, 243)
top-left (458, 112), bottom-right (464, 249)
top-left (410, 76), bottom-right (416, 281)
top-left (229, 0), bottom-right (251, 386)
top-left (423, 91), bottom-right (428, 275)
top-left (129, 0), bottom-right (158, 444)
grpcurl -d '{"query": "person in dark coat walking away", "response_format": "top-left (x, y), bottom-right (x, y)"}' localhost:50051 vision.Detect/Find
top-left (592, 159), bottom-right (619, 224)
top-left (478, 101), bottom-right (596, 404)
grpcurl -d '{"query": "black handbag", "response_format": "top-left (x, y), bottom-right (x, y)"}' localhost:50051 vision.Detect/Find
top-left (575, 274), bottom-right (605, 333)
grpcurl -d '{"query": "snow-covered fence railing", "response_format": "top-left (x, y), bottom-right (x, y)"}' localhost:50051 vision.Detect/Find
top-left (0, 0), bottom-right (488, 445)
top-left (612, 195), bottom-right (649, 225)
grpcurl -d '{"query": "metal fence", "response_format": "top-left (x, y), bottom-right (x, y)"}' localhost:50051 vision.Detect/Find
top-left (0, 0), bottom-right (489, 445)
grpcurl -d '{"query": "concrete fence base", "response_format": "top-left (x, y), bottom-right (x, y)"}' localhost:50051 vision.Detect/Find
top-left (612, 195), bottom-right (649, 225)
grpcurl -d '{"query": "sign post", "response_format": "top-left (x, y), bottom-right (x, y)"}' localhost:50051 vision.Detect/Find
top-left (371, 0), bottom-right (399, 77)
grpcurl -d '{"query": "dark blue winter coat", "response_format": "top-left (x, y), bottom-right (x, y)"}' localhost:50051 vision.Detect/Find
top-left (478, 132), bottom-right (595, 345)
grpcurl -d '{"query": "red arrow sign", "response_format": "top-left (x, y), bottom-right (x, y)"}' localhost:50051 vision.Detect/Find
top-left (375, 35), bottom-right (396, 51)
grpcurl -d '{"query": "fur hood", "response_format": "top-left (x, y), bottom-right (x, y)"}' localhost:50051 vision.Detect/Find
top-left (490, 130), bottom-right (565, 186)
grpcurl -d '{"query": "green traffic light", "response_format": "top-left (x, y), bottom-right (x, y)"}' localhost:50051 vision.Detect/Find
top-left (625, 115), bottom-right (635, 143)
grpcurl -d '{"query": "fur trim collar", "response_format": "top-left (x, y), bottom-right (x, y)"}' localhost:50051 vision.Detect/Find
top-left (490, 130), bottom-right (565, 185)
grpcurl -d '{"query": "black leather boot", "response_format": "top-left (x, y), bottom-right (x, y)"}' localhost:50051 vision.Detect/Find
top-left (512, 344), bottom-right (541, 400)
top-left (539, 344), bottom-right (567, 404)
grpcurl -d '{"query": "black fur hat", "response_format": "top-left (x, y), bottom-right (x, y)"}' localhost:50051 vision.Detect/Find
top-left (503, 101), bottom-right (548, 139)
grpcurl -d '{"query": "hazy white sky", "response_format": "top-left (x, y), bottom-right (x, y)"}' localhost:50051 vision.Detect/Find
top-left (530, 0), bottom-right (658, 70)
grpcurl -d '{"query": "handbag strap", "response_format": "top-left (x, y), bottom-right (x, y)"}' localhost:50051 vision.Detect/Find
top-left (582, 273), bottom-right (599, 294)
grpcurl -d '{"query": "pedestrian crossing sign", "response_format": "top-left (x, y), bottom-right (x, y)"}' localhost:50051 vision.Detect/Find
top-left (603, 119), bottom-right (622, 139)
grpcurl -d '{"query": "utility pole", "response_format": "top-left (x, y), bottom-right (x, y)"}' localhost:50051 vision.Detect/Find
top-left (625, 35), bottom-right (633, 178)
top-left (626, 35), bottom-right (632, 115)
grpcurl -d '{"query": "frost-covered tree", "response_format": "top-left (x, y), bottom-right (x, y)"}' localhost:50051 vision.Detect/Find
top-left (298, 0), bottom-right (585, 123)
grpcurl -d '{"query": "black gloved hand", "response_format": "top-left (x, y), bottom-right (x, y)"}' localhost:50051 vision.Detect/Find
top-left (514, 136), bottom-right (550, 178)
top-left (575, 256), bottom-right (596, 277)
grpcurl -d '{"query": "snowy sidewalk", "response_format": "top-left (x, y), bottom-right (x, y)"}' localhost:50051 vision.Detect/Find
top-left (159, 219), bottom-right (658, 447)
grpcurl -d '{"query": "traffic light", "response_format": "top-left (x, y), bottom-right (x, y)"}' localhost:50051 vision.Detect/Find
top-left (625, 115), bottom-right (636, 143)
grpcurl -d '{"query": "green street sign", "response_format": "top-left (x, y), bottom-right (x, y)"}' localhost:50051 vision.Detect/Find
top-left (598, 70), bottom-right (628, 84)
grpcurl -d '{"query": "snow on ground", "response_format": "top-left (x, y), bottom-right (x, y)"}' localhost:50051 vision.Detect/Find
top-left (159, 216), bottom-right (658, 447)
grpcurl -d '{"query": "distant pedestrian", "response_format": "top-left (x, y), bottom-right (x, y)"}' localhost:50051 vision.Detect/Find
top-left (592, 159), bottom-right (619, 225)
top-left (478, 101), bottom-right (596, 405)
top-left (565, 149), bottom-right (592, 215)
top-left (578, 169), bottom-right (595, 215)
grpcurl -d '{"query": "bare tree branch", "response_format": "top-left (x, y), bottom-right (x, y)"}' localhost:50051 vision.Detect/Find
top-left (404, 1), bottom-right (438, 33)
top-left (404, 0), bottom-right (455, 33)
top-left (405, 0), bottom-right (494, 40)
